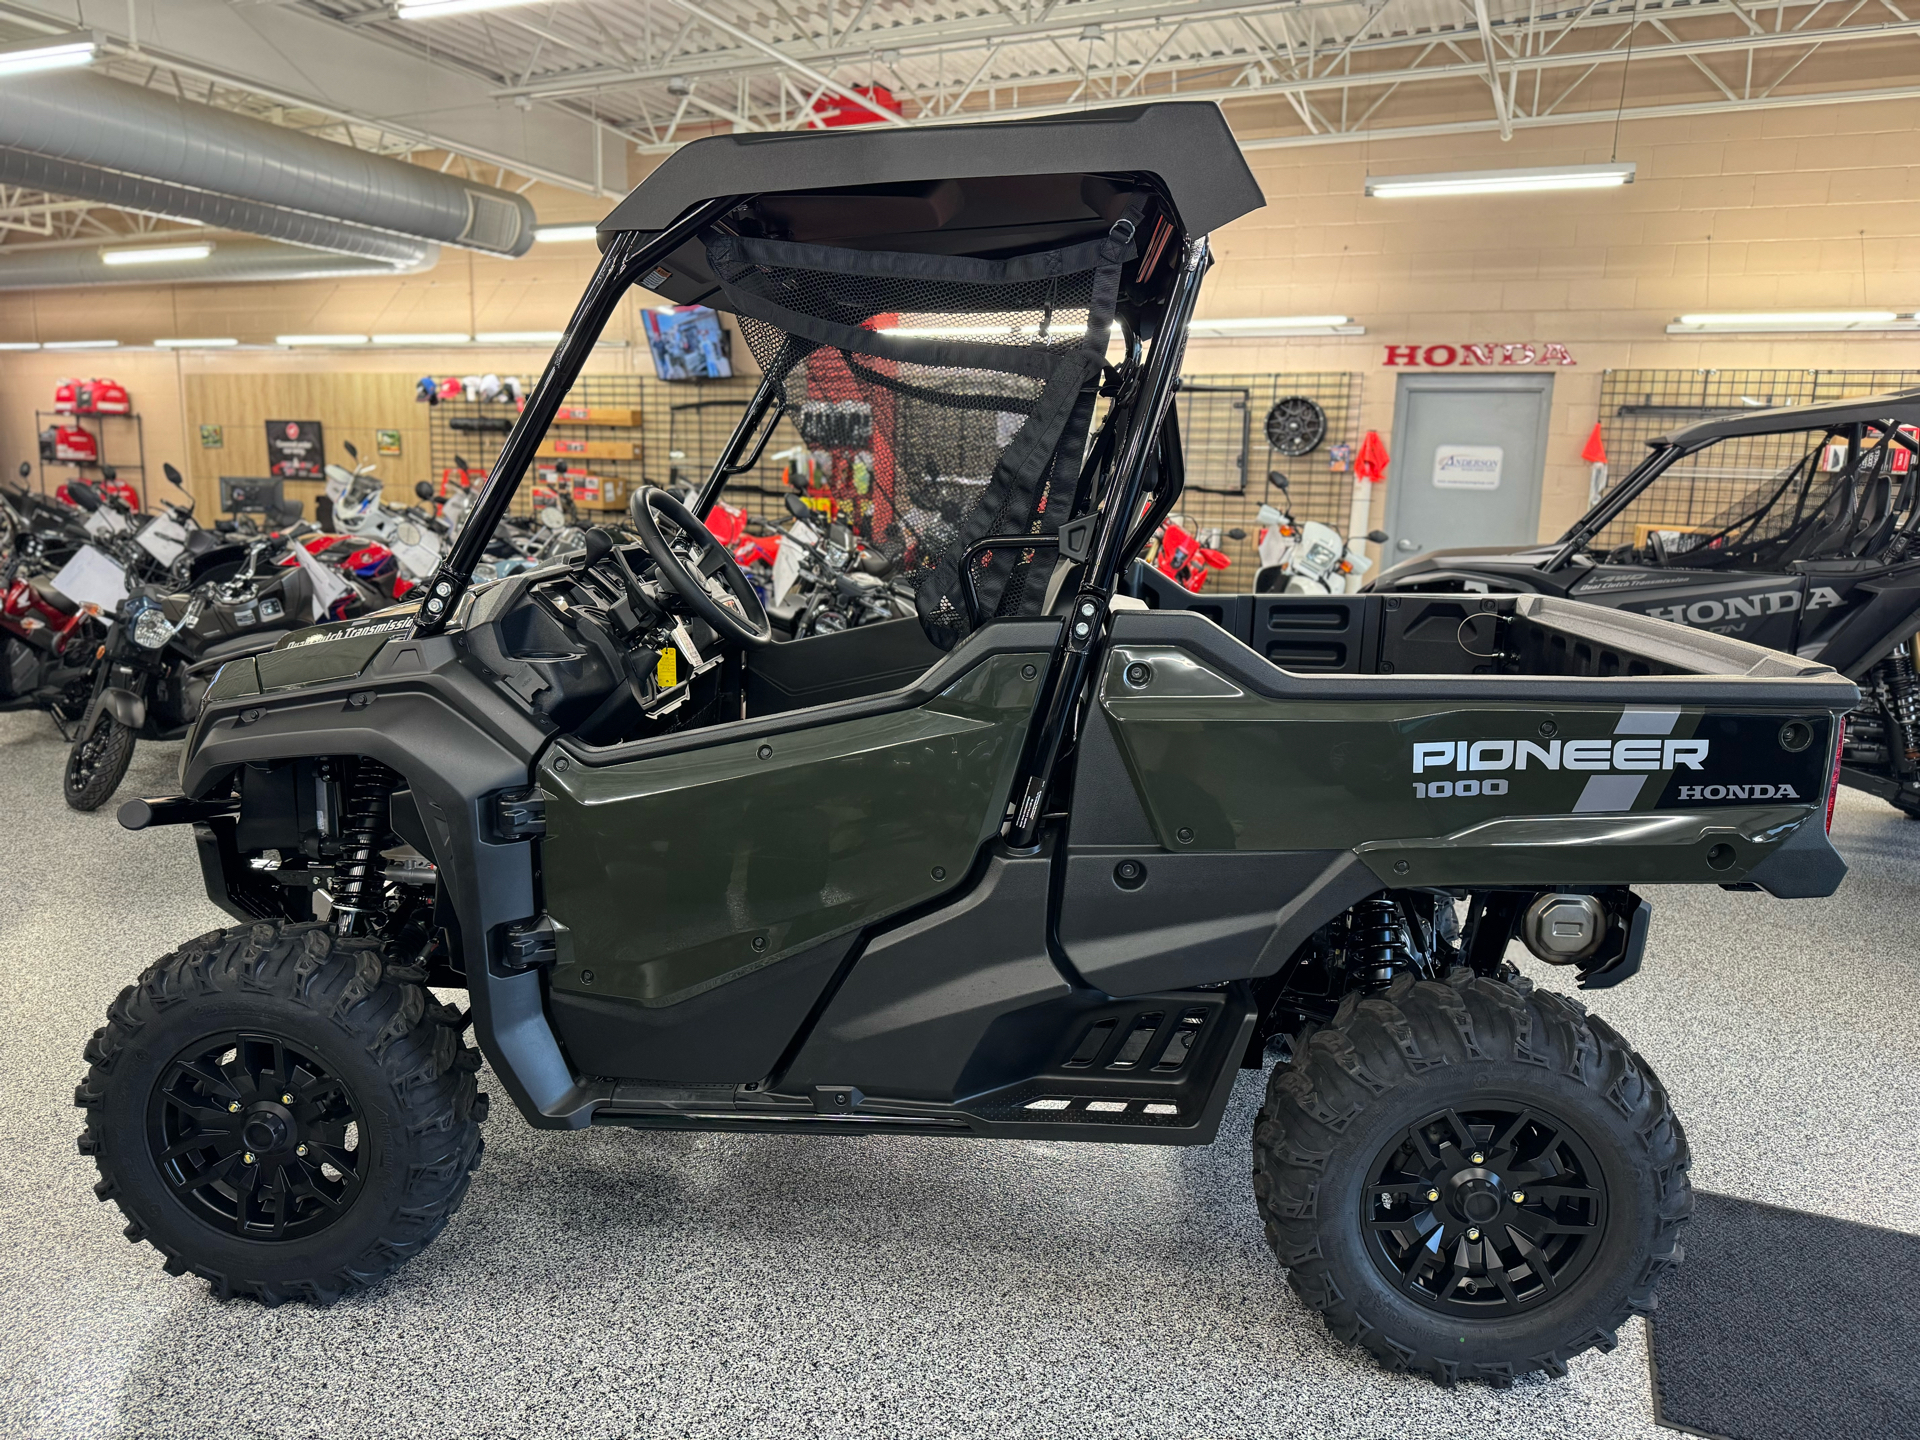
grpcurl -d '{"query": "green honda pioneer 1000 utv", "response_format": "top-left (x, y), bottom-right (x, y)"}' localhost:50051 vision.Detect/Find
top-left (85, 101), bottom-right (1857, 1387)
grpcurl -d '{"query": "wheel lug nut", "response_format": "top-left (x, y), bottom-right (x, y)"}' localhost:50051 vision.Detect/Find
top-left (1467, 1227), bottom-right (1481, 1241)
top-left (296, 1144), bottom-right (308, 1157)
top-left (1470, 1151), bottom-right (1485, 1164)
top-left (1425, 1188), bottom-right (1439, 1202)
top-left (243, 1152), bottom-right (256, 1164)
top-left (1511, 1190), bottom-right (1526, 1203)
top-left (227, 1102), bottom-right (240, 1113)
top-left (281, 1093), bottom-right (294, 1105)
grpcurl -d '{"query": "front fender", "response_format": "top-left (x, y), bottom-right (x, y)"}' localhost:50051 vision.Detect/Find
top-left (98, 685), bottom-right (146, 730)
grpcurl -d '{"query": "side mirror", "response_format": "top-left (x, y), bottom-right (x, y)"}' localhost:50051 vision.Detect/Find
top-left (16, 462), bottom-right (28, 479)
top-left (163, 462), bottom-right (184, 488)
top-left (67, 481), bottom-right (101, 511)
top-left (784, 493), bottom-right (813, 523)
top-left (415, 481), bottom-right (436, 501)
top-left (554, 460), bottom-right (569, 475)
top-left (1227, 527), bottom-right (1247, 541)
top-left (342, 439), bottom-right (359, 461)
top-left (1267, 470), bottom-right (1291, 492)
top-left (453, 453), bottom-right (469, 473)
top-left (100, 465), bottom-right (117, 482)
top-left (1367, 530), bottom-right (1390, 544)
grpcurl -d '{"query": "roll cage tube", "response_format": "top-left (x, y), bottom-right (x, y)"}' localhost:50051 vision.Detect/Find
top-left (1541, 416), bottom-right (1917, 574)
top-left (1006, 236), bottom-right (1212, 847)
top-left (412, 195), bottom-right (744, 638)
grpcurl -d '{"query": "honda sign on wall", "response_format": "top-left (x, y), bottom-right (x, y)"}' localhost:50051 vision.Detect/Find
top-left (1383, 343), bottom-right (1577, 366)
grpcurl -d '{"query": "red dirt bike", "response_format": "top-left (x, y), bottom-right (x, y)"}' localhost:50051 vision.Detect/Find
top-left (1151, 517), bottom-right (1243, 592)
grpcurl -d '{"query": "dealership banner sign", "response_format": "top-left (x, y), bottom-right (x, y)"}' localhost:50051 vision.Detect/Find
top-left (1383, 343), bottom-right (1576, 367)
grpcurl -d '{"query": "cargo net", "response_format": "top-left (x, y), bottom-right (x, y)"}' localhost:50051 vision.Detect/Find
top-left (706, 209), bottom-right (1139, 648)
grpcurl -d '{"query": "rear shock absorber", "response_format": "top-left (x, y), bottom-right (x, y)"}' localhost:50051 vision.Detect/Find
top-left (332, 759), bottom-right (398, 935)
top-left (1886, 643), bottom-right (1919, 764)
top-left (1346, 895), bottom-right (1413, 988)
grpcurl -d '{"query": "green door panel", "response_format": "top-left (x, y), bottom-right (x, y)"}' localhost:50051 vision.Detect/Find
top-left (538, 652), bottom-right (1046, 1008)
top-left (1097, 645), bottom-right (1830, 884)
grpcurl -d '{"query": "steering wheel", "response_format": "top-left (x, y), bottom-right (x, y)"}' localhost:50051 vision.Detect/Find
top-left (627, 485), bottom-right (772, 648)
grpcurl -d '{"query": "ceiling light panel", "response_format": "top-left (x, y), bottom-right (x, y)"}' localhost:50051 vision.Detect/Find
top-left (1366, 164), bottom-right (1636, 198)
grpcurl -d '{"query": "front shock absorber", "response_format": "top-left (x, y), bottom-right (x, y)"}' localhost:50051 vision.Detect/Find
top-left (332, 759), bottom-right (398, 935)
top-left (1347, 895), bottom-right (1413, 988)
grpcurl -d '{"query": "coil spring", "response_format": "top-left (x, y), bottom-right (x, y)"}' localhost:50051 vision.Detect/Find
top-left (1347, 895), bottom-right (1412, 988)
top-left (1887, 644), bottom-right (1919, 761)
top-left (332, 760), bottom-right (397, 933)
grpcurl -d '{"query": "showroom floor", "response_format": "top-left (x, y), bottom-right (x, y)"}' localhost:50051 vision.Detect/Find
top-left (1, 710), bottom-right (1914, 1440)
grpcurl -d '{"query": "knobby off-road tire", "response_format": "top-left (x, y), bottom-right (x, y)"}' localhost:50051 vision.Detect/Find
top-left (64, 711), bottom-right (136, 812)
top-left (1252, 968), bottom-right (1692, 1386)
top-left (75, 921), bottom-right (486, 1304)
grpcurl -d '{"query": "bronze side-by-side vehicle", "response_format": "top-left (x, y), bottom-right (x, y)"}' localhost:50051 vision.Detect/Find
top-left (82, 102), bottom-right (1858, 1387)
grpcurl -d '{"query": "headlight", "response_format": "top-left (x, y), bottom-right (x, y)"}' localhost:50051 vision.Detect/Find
top-left (131, 605), bottom-right (175, 650)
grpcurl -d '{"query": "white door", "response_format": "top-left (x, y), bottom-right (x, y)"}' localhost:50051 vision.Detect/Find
top-left (1384, 373), bottom-right (1554, 562)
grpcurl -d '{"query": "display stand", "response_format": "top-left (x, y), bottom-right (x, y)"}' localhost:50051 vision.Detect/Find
top-left (34, 408), bottom-right (150, 508)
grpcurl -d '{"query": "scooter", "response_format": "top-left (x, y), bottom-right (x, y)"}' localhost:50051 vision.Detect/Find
top-left (1254, 471), bottom-right (1388, 595)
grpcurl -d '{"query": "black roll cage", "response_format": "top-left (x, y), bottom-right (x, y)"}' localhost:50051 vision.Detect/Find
top-left (1541, 410), bottom-right (1920, 573)
top-left (410, 194), bottom-right (1212, 848)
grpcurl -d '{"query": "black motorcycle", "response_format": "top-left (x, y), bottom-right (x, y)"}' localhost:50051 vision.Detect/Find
top-left (770, 492), bottom-right (917, 638)
top-left (1369, 389), bottom-right (1920, 814)
top-left (62, 526), bottom-right (381, 811)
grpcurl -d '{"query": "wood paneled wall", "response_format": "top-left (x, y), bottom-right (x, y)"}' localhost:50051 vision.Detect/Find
top-left (182, 373), bottom-right (428, 520)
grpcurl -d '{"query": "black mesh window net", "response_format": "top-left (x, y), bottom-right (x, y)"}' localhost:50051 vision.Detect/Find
top-left (704, 203), bottom-right (1141, 648)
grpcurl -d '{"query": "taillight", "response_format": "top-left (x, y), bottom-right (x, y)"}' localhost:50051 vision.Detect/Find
top-left (1825, 715), bottom-right (1846, 833)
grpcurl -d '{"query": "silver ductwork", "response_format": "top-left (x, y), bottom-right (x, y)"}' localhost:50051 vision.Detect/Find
top-left (0, 234), bottom-right (438, 290)
top-left (0, 71), bottom-right (536, 260)
top-left (0, 149), bottom-right (432, 267)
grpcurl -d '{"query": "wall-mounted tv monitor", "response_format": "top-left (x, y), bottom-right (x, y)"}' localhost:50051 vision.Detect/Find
top-left (643, 306), bottom-right (732, 382)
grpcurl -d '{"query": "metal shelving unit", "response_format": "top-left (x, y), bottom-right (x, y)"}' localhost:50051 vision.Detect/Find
top-left (33, 409), bottom-right (148, 508)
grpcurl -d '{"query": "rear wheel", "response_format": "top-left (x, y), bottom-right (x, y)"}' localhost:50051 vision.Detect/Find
top-left (64, 710), bottom-right (135, 811)
top-left (1252, 968), bottom-right (1691, 1385)
top-left (75, 922), bottom-right (485, 1304)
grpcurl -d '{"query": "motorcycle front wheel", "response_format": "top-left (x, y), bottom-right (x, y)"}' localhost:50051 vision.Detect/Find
top-left (64, 711), bottom-right (136, 812)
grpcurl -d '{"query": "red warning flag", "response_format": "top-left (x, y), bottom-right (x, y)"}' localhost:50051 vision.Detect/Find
top-left (1581, 423), bottom-right (1607, 465)
top-left (1355, 430), bottom-right (1390, 483)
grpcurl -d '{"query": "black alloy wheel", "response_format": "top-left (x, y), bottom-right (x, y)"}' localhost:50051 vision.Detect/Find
top-left (1362, 1102), bottom-right (1605, 1315)
top-left (147, 1031), bottom-right (367, 1241)
top-left (1264, 396), bottom-right (1328, 456)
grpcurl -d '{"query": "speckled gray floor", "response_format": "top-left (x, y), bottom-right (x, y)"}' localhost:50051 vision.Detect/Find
top-left (0, 708), bottom-right (1914, 1439)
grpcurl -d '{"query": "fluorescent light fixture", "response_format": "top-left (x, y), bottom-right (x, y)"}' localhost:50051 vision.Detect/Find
top-left (0, 31), bottom-right (97, 78)
top-left (1188, 315), bottom-right (1364, 337)
top-left (534, 225), bottom-right (599, 244)
top-left (0, 341), bottom-right (42, 351)
top-left (371, 332), bottom-right (472, 345)
top-left (395, 0), bottom-right (547, 17)
top-left (44, 339), bottom-right (119, 350)
top-left (154, 337), bottom-right (238, 349)
top-left (275, 334), bottom-right (370, 346)
top-left (1366, 163), bottom-right (1636, 198)
top-left (475, 330), bottom-right (566, 344)
top-left (1667, 310), bottom-right (1916, 334)
top-left (100, 243), bottom-right (213, 267)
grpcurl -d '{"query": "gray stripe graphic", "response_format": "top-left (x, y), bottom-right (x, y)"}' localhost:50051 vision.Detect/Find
top-left (1572, 774), bottom-right (1649, 812)
top-left (1615, 708), bottom-right (1681, 735)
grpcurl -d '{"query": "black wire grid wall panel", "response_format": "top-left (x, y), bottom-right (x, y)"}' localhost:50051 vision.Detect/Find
top-left (1173, 372), bottom-right (1363, 581)
top-left (1591, 368), bottom-right (1920, 550)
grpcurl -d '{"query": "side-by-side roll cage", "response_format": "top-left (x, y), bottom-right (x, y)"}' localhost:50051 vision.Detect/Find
top-left (411, 103), bottom-right (1264, 849)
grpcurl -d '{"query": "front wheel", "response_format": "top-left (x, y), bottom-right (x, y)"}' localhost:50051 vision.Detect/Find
top-left (75, 922), bottom-right (485, 1304)
top-left (1252, 968), bottom-right (1691, 1386)
top-left (64, 710), bottom-right (136, 811)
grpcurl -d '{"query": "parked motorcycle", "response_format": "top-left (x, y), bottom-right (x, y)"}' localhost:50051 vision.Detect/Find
top-left (768, 492), bottom-right (916, 637)
top-left (0, 467), bottom-right (102, 731)
top-left (1253, 471), bottom-right (1387, 595)
top-left (63, 525), bottom-right (386, 810)
top-left (1151, 516), bottom-right (1241, 592)
top-left (324, 439), bottom-right (442, 588)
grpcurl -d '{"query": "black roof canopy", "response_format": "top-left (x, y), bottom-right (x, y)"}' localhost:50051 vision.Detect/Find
top-left (597, 102), bottom-right (1264, 310)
